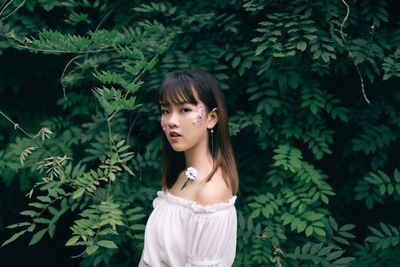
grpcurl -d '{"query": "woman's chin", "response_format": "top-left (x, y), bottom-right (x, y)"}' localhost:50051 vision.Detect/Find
top-left (171, 147), bottom-right (186, 152)
top-left (169, 143), bottom-right (187, 152)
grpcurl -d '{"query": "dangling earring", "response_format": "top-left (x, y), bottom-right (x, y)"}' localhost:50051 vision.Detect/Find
top-left (210, 128), bottom-right (214, 156)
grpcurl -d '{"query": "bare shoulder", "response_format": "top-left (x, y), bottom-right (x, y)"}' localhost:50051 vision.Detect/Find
top-left (196, 168), bottom-right (233, 206)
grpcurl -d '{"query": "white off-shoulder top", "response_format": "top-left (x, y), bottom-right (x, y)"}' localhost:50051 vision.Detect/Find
top-left (139, 191), bottom-right (237, 267)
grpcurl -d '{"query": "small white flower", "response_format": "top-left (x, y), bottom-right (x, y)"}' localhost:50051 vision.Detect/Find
top-left (181, 167), bottom-right (198, 190)
top-left (185, 167), bottom-right (198, 180)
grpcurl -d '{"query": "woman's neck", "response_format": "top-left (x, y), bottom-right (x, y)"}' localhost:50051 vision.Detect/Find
top-left (184, 144), bottom-right (214, 179)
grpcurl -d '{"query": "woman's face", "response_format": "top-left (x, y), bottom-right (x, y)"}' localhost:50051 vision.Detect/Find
top-left (160, 100), bottom-right (210, 152)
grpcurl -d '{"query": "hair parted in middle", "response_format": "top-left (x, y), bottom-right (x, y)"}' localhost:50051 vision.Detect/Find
top-left (158, 68), bottom-right (239, 195)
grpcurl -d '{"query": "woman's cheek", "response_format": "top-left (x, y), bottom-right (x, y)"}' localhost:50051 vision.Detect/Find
top-left (160, 118), bottom-right (167, 130)
top-left (193, 105), bottom-right (205, 126)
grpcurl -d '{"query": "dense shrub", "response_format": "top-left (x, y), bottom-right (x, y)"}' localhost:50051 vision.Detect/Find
top-left (0, 0), bottom-right (399, 266)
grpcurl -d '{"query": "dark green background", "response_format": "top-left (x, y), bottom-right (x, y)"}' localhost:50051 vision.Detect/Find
top-left (1, 0), bottom-right (399, 266)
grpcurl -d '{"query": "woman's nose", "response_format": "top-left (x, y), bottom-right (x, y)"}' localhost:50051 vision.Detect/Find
top-left (167, 112), bottom-right (179, 127)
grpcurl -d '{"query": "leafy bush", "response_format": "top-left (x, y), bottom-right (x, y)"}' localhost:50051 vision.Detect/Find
top-left (0, 0), bottom-right (399, 266)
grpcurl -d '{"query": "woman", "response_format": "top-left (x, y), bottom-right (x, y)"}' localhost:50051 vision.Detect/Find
top-left (139, 68), bottom-right (239, 267)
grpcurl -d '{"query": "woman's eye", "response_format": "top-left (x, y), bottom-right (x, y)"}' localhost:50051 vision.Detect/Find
top-left (181, 108), bottom-right (191, 113)
top-left (161, 110), bottom-right (169, 114)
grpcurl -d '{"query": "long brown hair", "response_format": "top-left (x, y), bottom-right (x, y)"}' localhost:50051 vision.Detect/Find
top-left (158, 68), bottom-right (239, 195)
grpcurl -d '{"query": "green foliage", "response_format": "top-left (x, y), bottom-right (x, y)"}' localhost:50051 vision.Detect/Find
top-left (354, 169), bottom-right (400, 209)
top-left (382, 48), bottom-right (400, 80)
top-left (365, 223), bottom-right (400, 250)
top-left (1, 0), bottom-right (400, 266)
top-left (273, 145), bottom-right (303, 173)
top-left (351, 125), bottom-right (396, 154)
top-left (288, 242), bottom-right (355, 266)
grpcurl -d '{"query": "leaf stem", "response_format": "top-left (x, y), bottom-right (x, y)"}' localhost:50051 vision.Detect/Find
top-left (340, 0), bottom-right (371, 104)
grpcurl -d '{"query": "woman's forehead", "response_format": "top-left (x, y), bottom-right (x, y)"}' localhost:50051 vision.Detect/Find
top-left (160, 88), bottom-right (201, 105)
top-left (159, 80), bottom-right (201, 103)
top-left (159, 100), bottom-right (204, 108)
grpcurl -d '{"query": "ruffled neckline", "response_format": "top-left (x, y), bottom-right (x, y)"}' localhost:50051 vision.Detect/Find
top-left (156, 191), bottom-right (237, 213)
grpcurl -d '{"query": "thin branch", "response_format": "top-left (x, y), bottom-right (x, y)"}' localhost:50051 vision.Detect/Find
top-left (0, 0), bottom-right (24, 21)
top-left (340, 0), bottom-right (371, 104)
top-left (60, 55), bottom-right (84, 101)
top-left (126, 110), bottom-right (138, 145)
top-left (370, 22), bottom-right (376, 40)
top-left (70, 249), bottom-right (86, 259)
top-left (0, 0), bottom-right (12, 17)
top-left (339, 0), bottom-right (350, 37)
top-left (0, 0), bottom-right (9, 11)
top-left (106, 117), bottom-right (117, 201)
top-left (0, 110), bottom-right (35, 140)
top-left (94, 6), bottom-right (116, 32)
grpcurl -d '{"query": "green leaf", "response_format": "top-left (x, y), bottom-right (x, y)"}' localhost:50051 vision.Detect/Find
top-left (28, 228), bottom-right (48, 245)
top-left (6, 222), bottom-right (31, 229)
top-left (332, 257), bottom-right (355, 265)
top-left (329, 216), bottom-right (338, 231)
top-left (131, 224), bottom-right (145, 231)
top-left (333, 236), bottom-right (350, 245)
top-left (86, 245), bottom-right (99, 255)
top-left (365, 236), bottom-right (381, 243)
top-left (38, 0), bottom-right (61, 11)
top-left (48, 224), bottom-right (56, 238)
top-left (302, 242), bottom-right (311, 254)
top-left (97, 240), bottom-right (118, 249)
top-left (72, 188), bottom-right (85, 199)
top-left (338, 231), bottom-right (355, 238)
top-left (305, 225), bottom-right (313, 237)
top-left (314, 227), bottom-right (326, 237)
top-left (394, 169), bottom-right (400, 182)
top-left (339, 224), bottom-right (355, 231)
top-left (380, 223), bottom-right (391, 236)
top-left (296, 41), bottom-right (307, 51)
top-left (37, 196), bottom-right (51, 203)
top-left (66, 235), bottom-right (80, 246)
top-left (297, 220), bottom-right (307, 233)
top-left (33, 218), bottom-right (51, 224)
top-left (368, 226), bottom-right (384, 237)
top-left (232, 56), bottom-right (241, 68)
top-left (1, 230), bottom-right (27, 247)
top-left (250, 208), bottom-right (261, 218)
top-left (326, 250), bottom-right (344, 260)
top-left (128, 214), bottom-right (146, 221)
top-left (29, 202), bottom-right (47, 209)
top-left (27, 224), bottom-right (36, 232)
top-left (20, 210), bottom-right (39, 217)
top-left (109, 172), bottom-right (116, 182)
top-left (48, 206), bottom-right (58, 216)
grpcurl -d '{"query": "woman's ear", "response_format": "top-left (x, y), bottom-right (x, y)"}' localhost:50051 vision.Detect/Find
top-left (207, 108), bottom-right (218, 129)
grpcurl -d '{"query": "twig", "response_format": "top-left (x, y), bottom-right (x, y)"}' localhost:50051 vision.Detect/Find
top-left (0, 0), bottom-right (12, 17)
top-left (60, 55), bottom-right (84, 101)
top-left (0, 0), bottom-right (8, 11)
top-left (0, 0), bottom-right (24, 21)
top-left (340, 0), bottom-right (371, 104)
top-left (257, 233), bottom-right (287, 267)
top-left (94, 6), bottom-right (116, 32)
top-left (70, 249), bottom-right (86, 258)
top-left (0, 110), bottom-right (35, 140)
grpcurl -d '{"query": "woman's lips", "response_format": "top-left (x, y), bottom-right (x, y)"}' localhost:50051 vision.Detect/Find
top-left (169, 132), bottom-right (181, 142)
top-left (170, 136), bottom-right (182, 142)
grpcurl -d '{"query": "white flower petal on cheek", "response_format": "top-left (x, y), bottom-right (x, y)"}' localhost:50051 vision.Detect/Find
top-left (193, 105), bottom-right (205, 126)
